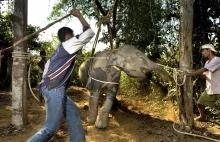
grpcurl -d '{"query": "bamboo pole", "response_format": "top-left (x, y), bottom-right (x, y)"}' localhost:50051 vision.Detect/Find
top-left (9, 13), bottom-right (71, 49)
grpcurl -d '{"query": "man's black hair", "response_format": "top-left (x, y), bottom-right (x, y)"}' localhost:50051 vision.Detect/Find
top-left (40, 50), bottom-right (46, 56)
top-left (57, 27), bottom-right (74, 42)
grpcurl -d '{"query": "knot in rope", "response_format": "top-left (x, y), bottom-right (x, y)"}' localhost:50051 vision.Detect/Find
top-left (12, 51), bottom-right (30, 59)
top-left (157, 63), bottom-right (186, 86)
top-left (99, 15), bottom-right (111, 24)
top-left (173, 68), bottom-right (186, 86)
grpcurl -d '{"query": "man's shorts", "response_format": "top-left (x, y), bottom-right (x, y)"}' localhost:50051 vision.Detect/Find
top-left (197, 91), bottom-right (220, 109)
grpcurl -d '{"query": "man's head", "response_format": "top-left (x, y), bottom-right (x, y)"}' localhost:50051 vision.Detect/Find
top-left (57, 27), bottom-right (74, 42)
top-left (201, 44), bottom-right (217, 58)
top-left (40, 50), bottom-right (46, 59)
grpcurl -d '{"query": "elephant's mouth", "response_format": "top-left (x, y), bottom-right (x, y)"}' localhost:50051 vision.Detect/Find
top-left (141, 67), bottom-right (150, 75)
top-left (123, 68), bottom-right (149, 78)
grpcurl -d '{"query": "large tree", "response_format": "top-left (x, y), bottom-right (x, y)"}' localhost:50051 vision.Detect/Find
top-left (11, 0), bottom-right (28, 129)
top-left (179, 0), bottom-right (194, 130)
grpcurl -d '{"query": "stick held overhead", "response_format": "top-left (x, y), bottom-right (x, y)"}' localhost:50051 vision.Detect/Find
top-left (9, 13), bottom-right (72, 49)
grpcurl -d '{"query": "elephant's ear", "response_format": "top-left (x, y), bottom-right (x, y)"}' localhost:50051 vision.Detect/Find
top-left (107, 50), bottom-right (126, 69)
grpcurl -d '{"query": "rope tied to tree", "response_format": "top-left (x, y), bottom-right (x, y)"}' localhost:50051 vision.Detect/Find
top-left (12, 51), bottom-right (29, 59)
top-left (173, 68), bottom-right (186, 86)
top-left (157, 63), bottom-right (186, 86)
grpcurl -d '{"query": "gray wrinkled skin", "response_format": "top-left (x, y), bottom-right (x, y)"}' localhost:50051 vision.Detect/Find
top-left (78, 45), bottom-right (173, 129)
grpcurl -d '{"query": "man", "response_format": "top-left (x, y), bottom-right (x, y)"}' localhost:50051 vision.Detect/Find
top-left (27, 9), bottom-right (95, 142)
top-left (38, 50), bottom-right (47, 80)
top-left (185, 44), bottom-right (220, 122)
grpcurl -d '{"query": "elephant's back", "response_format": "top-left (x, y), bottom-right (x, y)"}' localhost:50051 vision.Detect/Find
top-left (78, 59), bottom-right (92, 87)
top-left (92, 50), bottom-right (112, 68)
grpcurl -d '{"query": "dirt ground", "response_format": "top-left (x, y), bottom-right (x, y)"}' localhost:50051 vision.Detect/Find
top-left (0, 86), bottom-right (220, 142)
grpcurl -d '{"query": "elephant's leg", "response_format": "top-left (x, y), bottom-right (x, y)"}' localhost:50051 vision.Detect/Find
top-left (87, 90), bottom-right (99, 124)
top-left (95, 88), bottom-right (117, 129)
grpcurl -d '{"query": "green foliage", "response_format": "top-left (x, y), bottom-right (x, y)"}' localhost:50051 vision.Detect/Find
top-left (0, 13), bottom-right (12, 46)
top-left (117, 0), bottom-right (163, 48)
top-left (48, 0), bottom-right (94, 21)
top-left (119, 72), bottom-right (148, 96)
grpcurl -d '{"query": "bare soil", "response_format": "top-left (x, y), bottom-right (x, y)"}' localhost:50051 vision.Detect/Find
top-left (0, 86), bottom-right (220, 142)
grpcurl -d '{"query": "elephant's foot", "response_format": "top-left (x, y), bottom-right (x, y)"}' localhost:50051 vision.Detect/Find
top-left (95, 99), bottom-right (113, 129)
top-left (95, 113), bottom-right (108, 129)
top-left (87, 92), bottom-right (99, 125)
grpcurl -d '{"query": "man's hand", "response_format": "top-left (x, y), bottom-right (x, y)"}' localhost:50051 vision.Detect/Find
top-left (70, 9), bottom-right (90, 27)
top-left (70, 9), bottom-right (81, 17)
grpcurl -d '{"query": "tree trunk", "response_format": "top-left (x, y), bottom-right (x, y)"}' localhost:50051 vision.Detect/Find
top-left (11, 0), bottom-right (28, 129)
top-left (179, 0), bottom-right (194, 130)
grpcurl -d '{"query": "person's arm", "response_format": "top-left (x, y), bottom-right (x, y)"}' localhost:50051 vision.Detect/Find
top-left (185, 68), bottom-right (207, 76)
top-left (62, 9), bottom-right (95, 54)
top-left (1, 47), bottom-right (13, 55)
top-left (38, 60), bottom-right (45, 71)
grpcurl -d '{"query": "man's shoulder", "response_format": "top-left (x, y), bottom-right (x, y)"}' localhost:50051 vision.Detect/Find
top-left (214, 56), bottom-right (220, 59)
top-left (212, 56), bottom-right (220, 63)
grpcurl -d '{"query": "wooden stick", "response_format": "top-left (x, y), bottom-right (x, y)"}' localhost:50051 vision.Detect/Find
top-left (9, 13), bottom-right (72, 49)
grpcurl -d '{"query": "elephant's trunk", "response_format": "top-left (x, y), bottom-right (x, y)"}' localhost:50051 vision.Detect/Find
top-left (141, 61), bottom-right (174, 83)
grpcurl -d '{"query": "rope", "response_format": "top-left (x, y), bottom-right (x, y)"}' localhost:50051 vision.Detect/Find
top-left (106, 0), bottom-right (117, 51)
top-left (91, 22), bottom-right (102, 56)
top-left (173, 123), bottom-right (220, 142)
top-left (91, 0), bottom-right (116, 54)
top-left (90, 76), bottom-right (119, 84)
top-left (87, 57), bottom-right (107, 59)
top-left (173, 68), bottom-right (186, 86)
top-left (28, 62), bottom-right (40, 102)
top-left (108, 23), bottom-right (114, 50)
top-left (12, 51), bottom-right (29, 59)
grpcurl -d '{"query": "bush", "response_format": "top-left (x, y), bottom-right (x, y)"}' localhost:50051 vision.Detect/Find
top-left (119, 72), bottom-right (148, 96)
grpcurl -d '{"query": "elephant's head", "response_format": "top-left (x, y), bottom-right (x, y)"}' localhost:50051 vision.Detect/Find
top-left (108, 45), bottom-right (173, 82)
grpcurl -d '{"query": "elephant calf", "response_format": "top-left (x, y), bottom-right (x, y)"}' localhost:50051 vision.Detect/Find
top-left (78, 44), bottom-right (173, 129)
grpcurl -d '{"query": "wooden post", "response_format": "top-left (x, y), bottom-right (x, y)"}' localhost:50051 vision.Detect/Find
top-left (11, 0), bottom-right (28, 129)
top-left (179, 0), bottom-right (194, 130)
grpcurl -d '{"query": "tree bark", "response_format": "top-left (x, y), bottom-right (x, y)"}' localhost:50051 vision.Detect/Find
top-left (179, 0), bottom-right (194, 130)
top-left (11, 0), bottom-right (28, 129)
